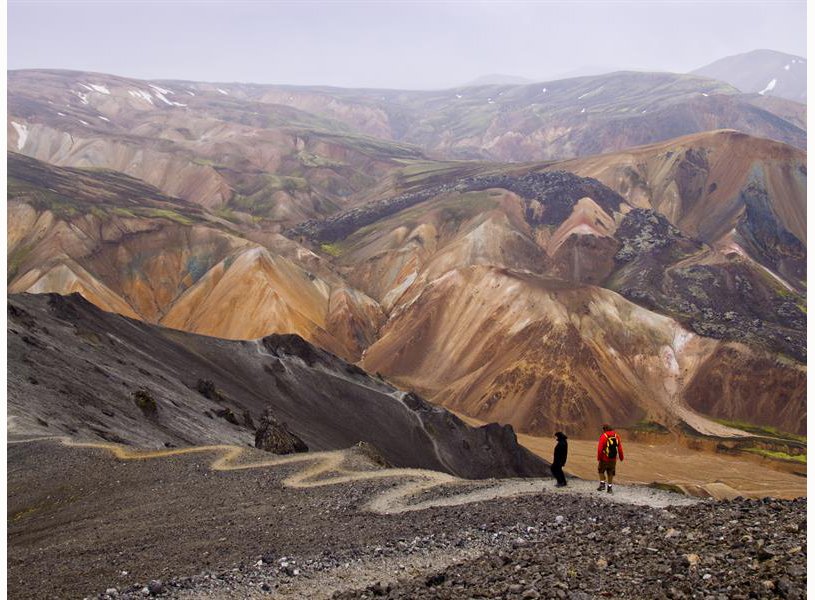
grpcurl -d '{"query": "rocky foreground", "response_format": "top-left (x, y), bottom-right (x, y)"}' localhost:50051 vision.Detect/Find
top-left (97, 495), bottom-right (805, 600)
top-left (342, 498), bottom-right (807, 600)
top-left (6, 432), bottom-right (807, 600)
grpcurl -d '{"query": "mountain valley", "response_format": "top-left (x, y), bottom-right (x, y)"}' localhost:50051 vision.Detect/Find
top-left (6, 58), bottom-right (807, 600)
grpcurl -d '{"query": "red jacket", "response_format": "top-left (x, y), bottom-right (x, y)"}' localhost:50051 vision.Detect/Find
top-left (597, 430), bottom-right (624, 462)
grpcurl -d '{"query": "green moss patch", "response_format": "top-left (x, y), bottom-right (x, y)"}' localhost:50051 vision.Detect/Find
top-left (626, 420), bottom-right (670, 434)
top-left (712, 418), bottom-right (806, 444)
top-left (139, 209), bottom-right (194, 226)
top-left (744, 448), bottom-right (806, 464)
top-left (320, 242), bottom-right (343, 257)
top-left (297, 151), bottom-right (346, 169)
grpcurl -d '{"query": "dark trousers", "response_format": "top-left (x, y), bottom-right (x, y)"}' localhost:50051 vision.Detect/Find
top-left (551, 463), bottom-right (566, 485)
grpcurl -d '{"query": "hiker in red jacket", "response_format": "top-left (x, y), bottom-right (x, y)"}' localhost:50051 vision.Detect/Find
top-left (597, 424), bottom-right (624, 494)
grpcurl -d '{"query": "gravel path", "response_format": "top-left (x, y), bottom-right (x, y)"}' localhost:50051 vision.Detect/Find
top-left (7, 437), bottom-right (802, 600)
top-left (13, 435), bottom-right (696, 515)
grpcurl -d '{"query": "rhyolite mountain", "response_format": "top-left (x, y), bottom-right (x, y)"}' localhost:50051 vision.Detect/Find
top-left (8, 69), bottom-right (428, 228)
top-left (8, 137), bottom-right (805, 439)
top-left (291, 148), bottom-right (805, 437)
top-left (210, 70), bottom-right (806, 161)
top-left (6, 68), bottom-right (807, 441)
top-left (693, 49), bottom-right (807, 103)
top-left (7, 152), bottom-right (384, 361)
top-left (8, 68), bottom-right (805, 194)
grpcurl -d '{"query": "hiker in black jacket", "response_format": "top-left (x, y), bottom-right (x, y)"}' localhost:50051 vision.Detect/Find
top-left (551, 431), bottom-right (568, 487)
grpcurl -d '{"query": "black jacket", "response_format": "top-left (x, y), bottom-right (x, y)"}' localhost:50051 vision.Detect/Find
top-left (553, 434), bottom-right (568, 467)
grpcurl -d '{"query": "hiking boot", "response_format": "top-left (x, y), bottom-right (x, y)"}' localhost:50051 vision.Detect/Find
top-left (607, 486), bottom-right (613, 494)
top-left (597, 483), bottom-right (606, 491)
top-left (556, 482), bottom-right (567, 488)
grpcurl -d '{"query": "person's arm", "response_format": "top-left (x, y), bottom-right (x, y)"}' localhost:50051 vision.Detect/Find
top-left (597, 434), bottom-right (605, 461)
top-left (617, 435), bottom-right (624, 461)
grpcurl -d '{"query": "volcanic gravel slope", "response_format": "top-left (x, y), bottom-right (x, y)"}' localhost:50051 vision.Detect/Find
top-left (7, 292), bottom-right (547, 479)
top-left (7, 436), bottom-right (805, 600)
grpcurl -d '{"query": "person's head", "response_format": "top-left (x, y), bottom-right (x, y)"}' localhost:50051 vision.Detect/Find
top-left (602, 424), bottom-right (611, 432)
top-left (555, 431), bottom-right (567, 440)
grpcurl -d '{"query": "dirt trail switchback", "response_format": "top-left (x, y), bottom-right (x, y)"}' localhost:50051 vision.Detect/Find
top-left (8, 433), bottom-right (697, 512)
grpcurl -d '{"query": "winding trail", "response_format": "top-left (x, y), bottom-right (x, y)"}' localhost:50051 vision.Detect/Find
top-left (8, 432), bottom-right (696, 512)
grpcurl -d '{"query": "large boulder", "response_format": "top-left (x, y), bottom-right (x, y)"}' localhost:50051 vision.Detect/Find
top-left (254, 411), bottom-right (308, 454)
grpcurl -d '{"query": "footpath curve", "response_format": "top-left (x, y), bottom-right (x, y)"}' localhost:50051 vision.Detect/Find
top-left (8, 434), bottom-right (698, 512)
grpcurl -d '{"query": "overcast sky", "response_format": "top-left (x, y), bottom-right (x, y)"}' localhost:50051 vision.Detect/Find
top-left (8, 0), bottom-right (807, 89)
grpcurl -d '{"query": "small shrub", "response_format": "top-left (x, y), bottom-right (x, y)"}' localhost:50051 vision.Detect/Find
top-left (196, 379), bottom-right (225, 402)
top-left (132, 389), bottom-right (158, 416)
top-left (215, 408), bottom-right (240, 425)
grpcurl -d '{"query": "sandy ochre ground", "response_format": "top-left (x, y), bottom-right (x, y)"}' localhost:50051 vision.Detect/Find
top-left (453, 413), bottom-right (806, 500)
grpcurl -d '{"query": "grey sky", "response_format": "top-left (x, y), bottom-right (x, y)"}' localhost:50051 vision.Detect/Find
top-left (8, 0), bottom-right (807, 89)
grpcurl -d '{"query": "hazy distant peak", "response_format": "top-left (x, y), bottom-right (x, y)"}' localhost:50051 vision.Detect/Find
top-left (549, 65), bottom-right (624, 80)
top-left (692, 49), bottom-right (806, 102)
top-left (461, 74), bottom-right (535, 87)
top-left (733, 48), bottom-right (804, 59)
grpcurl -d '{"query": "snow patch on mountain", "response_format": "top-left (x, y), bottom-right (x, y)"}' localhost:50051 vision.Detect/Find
top-left (72, 90), bottom-right (89, 105)
top-left (149, 84), bottom-right (173, 95)
top-left (11, 121), bottom-right (28, 150)
top-left (128, 89), bottom-right (154, 105)
top-left (150, 88), bottom-right (186, 107)
top-left (758, 78), bottom-right (777, 95)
